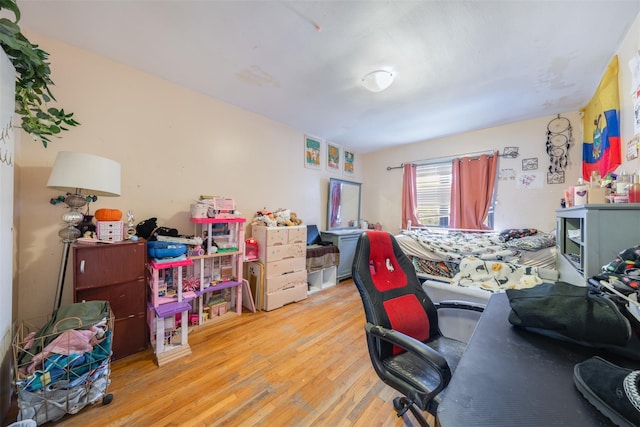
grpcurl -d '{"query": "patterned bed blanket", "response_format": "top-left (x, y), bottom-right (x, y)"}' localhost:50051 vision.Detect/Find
top-left (397, 229), bottom-right (518, 262)
top-left (396, 228), bottom-right (555, 264)
top-left (451, 257), bottom-right (543, 292)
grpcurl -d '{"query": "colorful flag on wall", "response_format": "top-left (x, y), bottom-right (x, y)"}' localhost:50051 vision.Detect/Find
top-left (582, 56), bottom-right (621, 179)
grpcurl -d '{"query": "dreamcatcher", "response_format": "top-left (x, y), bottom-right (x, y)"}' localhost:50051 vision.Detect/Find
top-left (546, 115), bottom-right (572, 183)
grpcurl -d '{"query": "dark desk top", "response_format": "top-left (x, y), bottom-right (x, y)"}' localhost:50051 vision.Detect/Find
top-left (437, 292), bottom-right (638, 427)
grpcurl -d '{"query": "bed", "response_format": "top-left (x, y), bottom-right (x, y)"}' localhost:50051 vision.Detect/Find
top-left (396, 227), bottom-right (559, 341)
top-left (396, 227), bottom-right (558, 280)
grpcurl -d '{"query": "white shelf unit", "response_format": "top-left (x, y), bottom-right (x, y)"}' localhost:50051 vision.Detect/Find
top-left (307, 265), bottom-right (337, 294)
top-left (556, 204), bottom-right (640, 285)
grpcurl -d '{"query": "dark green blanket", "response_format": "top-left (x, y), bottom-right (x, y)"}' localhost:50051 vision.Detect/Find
top-left (18, 300), bottom-right (111, 366)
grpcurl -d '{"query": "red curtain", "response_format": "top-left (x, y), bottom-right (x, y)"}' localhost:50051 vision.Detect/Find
top-left (449, 153), bottom-right (498, 229)
top-left (401, 163), bottom-right (422, 229)
top-left (330, 182), bottom-right (342, 228)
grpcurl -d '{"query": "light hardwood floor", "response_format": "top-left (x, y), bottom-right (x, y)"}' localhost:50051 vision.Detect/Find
top-left (6, 280), bottom-right (434, 427)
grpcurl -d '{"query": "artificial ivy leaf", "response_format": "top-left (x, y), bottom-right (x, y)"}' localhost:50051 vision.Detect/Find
top-left (0, 1), bottom-right (78, 145)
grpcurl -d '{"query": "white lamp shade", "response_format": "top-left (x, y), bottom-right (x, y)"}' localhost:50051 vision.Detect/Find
top-left (362, 70), bottom-right (394, 92)
top-left (47, 151), bottom-right (121, 196)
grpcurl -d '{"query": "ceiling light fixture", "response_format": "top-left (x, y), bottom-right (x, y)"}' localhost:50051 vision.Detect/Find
top-left (361, 70), bottom-right (394, 92)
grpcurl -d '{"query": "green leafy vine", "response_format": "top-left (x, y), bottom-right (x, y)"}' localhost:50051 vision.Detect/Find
top-left (0, 0), bottom-right (78, 147)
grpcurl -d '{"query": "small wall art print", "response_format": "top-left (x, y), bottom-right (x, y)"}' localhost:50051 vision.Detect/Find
top-left (626, 136), bottom-right (639, 161)
top-left (498, 168), bottom-right (516, 181)
top-left (304, 135), bottom-right (321, 170)
top-left (517, 172), bottom-right (543, 189)
top-left (502, 146), bottom-right (519, 158)
top-left (547, 171), bottom-right (565, 184)
top-left (327, 142), bottom-right (341, 173)
top-left (343, 150), bottom-right (354, 175)
top-left (522, 157), bottom-right (538, 171)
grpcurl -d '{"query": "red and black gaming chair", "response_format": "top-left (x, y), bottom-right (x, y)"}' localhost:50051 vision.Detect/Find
top-left (351, 231), bottom-right (484, 425)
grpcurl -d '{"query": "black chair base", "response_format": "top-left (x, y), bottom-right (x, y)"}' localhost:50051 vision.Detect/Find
top-left (393, 396), bottom-right (430, 427)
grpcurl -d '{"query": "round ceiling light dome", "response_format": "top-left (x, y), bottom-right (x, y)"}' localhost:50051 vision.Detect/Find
top-left (362, 70), bottom-right (394, 92)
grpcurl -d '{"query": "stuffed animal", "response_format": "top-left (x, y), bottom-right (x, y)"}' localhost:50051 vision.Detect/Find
top-left (290, 212), bottom-right (303, 225)
top-left (250, 208), bottom-right (302, 227)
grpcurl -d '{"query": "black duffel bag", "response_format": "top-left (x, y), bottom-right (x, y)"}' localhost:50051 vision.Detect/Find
top-left (506, 281), bottom-right (640, 360)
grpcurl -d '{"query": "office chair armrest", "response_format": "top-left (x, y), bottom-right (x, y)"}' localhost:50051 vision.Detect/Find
top-left (434, 299), bottom-right (485, 313)
top-left (365, 322), bottom-right (451, 387)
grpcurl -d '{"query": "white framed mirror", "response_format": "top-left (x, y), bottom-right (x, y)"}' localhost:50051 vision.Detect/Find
top-left (327, 178), bottom-right (362, 230)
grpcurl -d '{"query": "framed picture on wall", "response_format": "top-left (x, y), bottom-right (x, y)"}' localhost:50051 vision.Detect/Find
top-left (327, 142), bottom-right (341, 173)
top-left (304, 135), bottom-right (322, 170)
top-left (343, 150), bottom-right (355, 175)
top-left (547, 171), bottom-right (565, 184)
top-left (522, 157), bottom-right (538, 171)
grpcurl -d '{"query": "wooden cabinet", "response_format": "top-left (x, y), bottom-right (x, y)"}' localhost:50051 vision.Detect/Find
top-left (73, 240), bottom-right (147, 360)
top-left (252, 225), bottom-right (307, 310)
top-left (556, 204), bottom-right (640, 285)
top-left (321, 230), bottom-right (364, 281)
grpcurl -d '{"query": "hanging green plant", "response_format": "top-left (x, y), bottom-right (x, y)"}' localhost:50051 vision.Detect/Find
top-left (0, 0), bottom-right (78, 147)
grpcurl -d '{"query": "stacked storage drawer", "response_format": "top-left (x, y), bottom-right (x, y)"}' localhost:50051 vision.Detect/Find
top-left (252, 225), bottom-right (307, 311)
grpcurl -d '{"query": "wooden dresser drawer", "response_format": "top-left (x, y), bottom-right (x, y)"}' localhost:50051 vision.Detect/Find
top-left (286, 226), bottom-right (306, 243)
top-left (112, 314), bottom-right (147, 361)
top-left (261, 243), bottom-right (305, 263)
top-left (74, 241), bottom-right (146, 289)
top-left (264, 257), bottom-right (306, 278)
top-left (75, 279), bottom-right (146, 319)
top-left (252, 226), bottom-right (287, 246)
top-left (253, 225), bottom-right (307, 246)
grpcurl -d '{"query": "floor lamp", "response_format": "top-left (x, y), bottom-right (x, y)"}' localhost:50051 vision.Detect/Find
top-left (47, 151), bottom-right (121, 311)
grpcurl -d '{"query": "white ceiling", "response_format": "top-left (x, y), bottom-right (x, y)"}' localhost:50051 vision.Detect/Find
top-left (16, 0), bottom-right (640, 153)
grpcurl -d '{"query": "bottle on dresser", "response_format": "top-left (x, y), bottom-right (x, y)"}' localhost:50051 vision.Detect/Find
top-left (629, 174), bottom-right (640, 203)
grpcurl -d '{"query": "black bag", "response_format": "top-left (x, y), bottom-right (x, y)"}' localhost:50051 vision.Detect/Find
top-left (506, 282), bottom-right (640, 360)
top-left (135, 217), bottom-right (179, 241)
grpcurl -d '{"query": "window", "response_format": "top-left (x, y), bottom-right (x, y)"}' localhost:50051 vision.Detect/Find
top-left (415, 160), bottom-right (495, 229)
top-left (415, 162), bottom-right (452, 227)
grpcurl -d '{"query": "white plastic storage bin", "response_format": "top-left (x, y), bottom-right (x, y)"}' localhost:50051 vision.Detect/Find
top-left (96, 221), bottom-right (124, 242)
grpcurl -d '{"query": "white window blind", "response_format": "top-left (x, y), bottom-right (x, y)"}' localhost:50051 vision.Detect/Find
top-left (415, 162), bottom-right (452, 227)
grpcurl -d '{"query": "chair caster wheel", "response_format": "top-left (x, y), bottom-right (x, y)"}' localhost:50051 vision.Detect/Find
top-left (393, 397), bottom-right (404, 411)
top-left (102, 394), bottom-right (114, 405)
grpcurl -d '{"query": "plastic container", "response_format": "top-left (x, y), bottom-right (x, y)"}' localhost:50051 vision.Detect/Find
top-left (245, 238), bottom-right (259, 260)
top-left (574, 185), bottom-right (588, 206)
top-left (629, 175), bottom-right (640, 203)
top-left (96, 221), bottom-right (124, 242)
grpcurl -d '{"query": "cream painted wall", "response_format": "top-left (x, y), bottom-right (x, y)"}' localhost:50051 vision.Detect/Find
top-left (361, 112), bottom-right (583, 235)
top-left (16, 33), bottom-right (362, 323)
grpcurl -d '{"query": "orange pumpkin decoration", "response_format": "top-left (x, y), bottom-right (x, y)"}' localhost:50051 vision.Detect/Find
top-left (95, 208), bottom-right (123, 221)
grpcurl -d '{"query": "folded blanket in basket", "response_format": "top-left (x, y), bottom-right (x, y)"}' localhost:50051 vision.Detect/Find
top-left (18, 300), bottom-right (110, 366)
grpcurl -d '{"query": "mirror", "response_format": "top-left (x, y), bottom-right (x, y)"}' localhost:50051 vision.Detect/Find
top-left (327, 178), bottom-right (362, 230)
